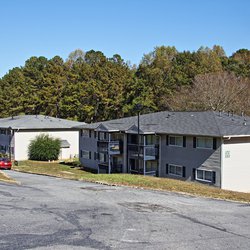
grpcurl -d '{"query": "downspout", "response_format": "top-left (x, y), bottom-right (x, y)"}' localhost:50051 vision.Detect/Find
top-left (137, 111), bottom-right (140, 174)
top-left (143, 135), bottom-right (146, 175)
top-left (108, 133), bottom-right (111, 174)
top-left (158, 135), bottom-right (161, 177)
top-left (8, 127), bottom-right (12, 160)
top-left (220, 137), bottom-right (224, 189)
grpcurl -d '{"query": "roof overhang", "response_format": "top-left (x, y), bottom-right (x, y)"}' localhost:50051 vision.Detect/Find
top-left (125, 130), bottom-right (155, 135)
top-left (223, 135), bottom-right (250, 138)
top-left (95, 129), bottom-right (120, 132)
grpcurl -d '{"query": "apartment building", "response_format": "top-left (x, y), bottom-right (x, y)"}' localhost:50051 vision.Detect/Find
top-left (0, 115), bottom-right (84, 160)
top-left (77, 111), bottom-right (250, 192)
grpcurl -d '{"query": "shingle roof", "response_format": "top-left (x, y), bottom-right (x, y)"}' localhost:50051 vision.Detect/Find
top-left (60, 140), bottom-right (71, 148)
top-left (0, 115), bottom-right (84, 129)
top-left (76, 111), bottom-right (250, 137)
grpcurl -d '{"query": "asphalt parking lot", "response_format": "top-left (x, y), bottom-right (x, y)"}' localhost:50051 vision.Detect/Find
top-left (0, 171), bottom-right (250, 250)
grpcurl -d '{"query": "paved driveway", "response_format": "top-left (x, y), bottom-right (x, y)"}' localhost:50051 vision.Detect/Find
top-left (0, 171), bottom-right (250, 250)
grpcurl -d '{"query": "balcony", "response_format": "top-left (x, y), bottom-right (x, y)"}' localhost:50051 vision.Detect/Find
top-left (97, 141), bottom-right (109, 153)
top-left (97, 140), bottom-right (122, 155)
top-left (144, 145), bottom-right (159, 160)
top-left (97, 137), bottom-right (109, 142)
top-left (128, 144), bottom-right (159, 160)
top-left (127, 145), bottom-right (144, 159)
top-left (98, 163), bottom-right (123, 174)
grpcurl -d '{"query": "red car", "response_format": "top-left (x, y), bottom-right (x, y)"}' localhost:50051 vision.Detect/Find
top-left (0, 158), bottom-right (12, 170)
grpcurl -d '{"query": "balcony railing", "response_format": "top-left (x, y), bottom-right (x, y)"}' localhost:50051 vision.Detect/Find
top-left (97, 142), bottom-right (108, 153)
top-left (144, 145), bottom-right (159, 160)
top-left (98, 163), bottom-right (123, 174)
top-left (128, 144), bottom-right (159, 160)
top-left (128, 145), bottom-right (144, 159)
top-left (97, 140), bottom-right (122, 155)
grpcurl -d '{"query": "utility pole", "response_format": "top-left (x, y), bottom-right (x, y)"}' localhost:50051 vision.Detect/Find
top-left (135, 104), bottom-right (142, 174)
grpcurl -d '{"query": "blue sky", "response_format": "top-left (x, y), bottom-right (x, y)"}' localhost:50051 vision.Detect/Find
top-left (0, 0), bottom-right (249, 77)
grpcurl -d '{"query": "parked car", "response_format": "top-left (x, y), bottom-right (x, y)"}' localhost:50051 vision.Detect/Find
top-left (0, 158), bottom-right (12, 170)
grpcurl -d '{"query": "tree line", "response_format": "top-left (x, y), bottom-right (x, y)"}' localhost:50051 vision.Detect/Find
top-left (0, 46), bottom-right (249, 122)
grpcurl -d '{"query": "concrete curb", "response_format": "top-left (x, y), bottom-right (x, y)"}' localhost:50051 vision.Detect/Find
top-left (0, 170), bottom-right (20, 184)
top-left (12, 169), bottom-right (250, 204)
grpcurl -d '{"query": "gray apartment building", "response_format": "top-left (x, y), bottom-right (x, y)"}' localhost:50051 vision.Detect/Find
top-left (77, 111), bottom-right (250, 193)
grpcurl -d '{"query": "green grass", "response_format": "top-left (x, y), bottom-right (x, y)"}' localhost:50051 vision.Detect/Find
top-left (13, 160), bottom-right (250, 203)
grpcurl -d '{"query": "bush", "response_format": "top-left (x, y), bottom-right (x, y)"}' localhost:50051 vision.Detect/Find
top-left (28, 134), bottom-right (61, 161)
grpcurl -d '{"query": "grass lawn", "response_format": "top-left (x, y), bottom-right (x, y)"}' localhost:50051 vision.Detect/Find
top-left (0, 170), bottom-right (17, 183)
top-left (13, 160), bottom-right (250, 203)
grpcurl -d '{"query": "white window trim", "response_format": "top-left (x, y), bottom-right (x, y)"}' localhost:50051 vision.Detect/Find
top-left (168, 164), bottom-right (183, 177)
top-left (169, 135), bottom-right (183, 147)
top-left (196, 137), bottom-right (213, 149)
top-left (195, 169), bottom-right (213, 183)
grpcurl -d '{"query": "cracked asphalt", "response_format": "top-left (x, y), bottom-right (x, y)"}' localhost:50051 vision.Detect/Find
top-left (0, 171), bottom-right (250, 250)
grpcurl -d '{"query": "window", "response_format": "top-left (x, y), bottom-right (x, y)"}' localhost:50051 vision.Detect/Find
top-left (196, 137), bottom-right (213, 149)
top-left (166, 164), bottom-right (186, 177)
top-left (81, 150), bottom-right (91, 159)
top-left (94, 152), bottom-right (98, 160)
top-left (167, 164), bottom-right (185, 177)
top-left (169, 135), bottom-right (183, 147)
top-left (99, 153), bottom-right (107, 163)
top-left (99, 132), bottom-right (107, 140)
top-left (196, 169), bottom-right (215, 183)
top-left (145, 135), bottom-right (159, 145)
top-left (128, 134), bottom-right (138, 144)
top-left (111, 133), bottom-right (123, 141)
top-left (0, 129), bottom-right (6, 135)
top-left (81, 129), bottom-right (89, 137)
top-left (0, 145), bottom-right (6, 152)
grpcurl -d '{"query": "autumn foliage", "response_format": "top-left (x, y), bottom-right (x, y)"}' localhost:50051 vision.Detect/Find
top-left (0, 46), bottom-right (249, 121)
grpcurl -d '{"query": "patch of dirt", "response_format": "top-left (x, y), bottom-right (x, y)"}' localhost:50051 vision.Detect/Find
top-left (60, 171), bottom-right (74, 175)
top-left (118, 202), bottom-right (176, 213)
top-left (80, 187), bottom-right (113, 192)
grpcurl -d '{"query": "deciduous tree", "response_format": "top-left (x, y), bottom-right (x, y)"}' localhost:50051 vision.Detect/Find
top-left (165, 72), bottom-right (250, 115)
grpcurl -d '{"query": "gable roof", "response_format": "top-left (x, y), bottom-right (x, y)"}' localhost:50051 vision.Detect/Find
top-left (0, 115), bottom-right (84, 130)
top-left (60, 140), bottom-right (71, 148)
top-left (76, 111), bottom-right (250, 137)
top-left (126, 124), bottom-right (146, 134)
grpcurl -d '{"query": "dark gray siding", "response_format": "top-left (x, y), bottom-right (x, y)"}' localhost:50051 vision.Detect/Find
top-left (79, 130), bottom-right (98, 170)
top-left (159, 135), bottom-right (221, 187)
top-left (79, 130), bottom-right (222, 186)
top-left (0, 134), bottom-right (10, 148)
top-left (0, 131), bottom-right (12, 156)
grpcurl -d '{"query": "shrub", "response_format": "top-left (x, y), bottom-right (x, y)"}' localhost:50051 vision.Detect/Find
top-left (28, 134), bottom-right (61, 161)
